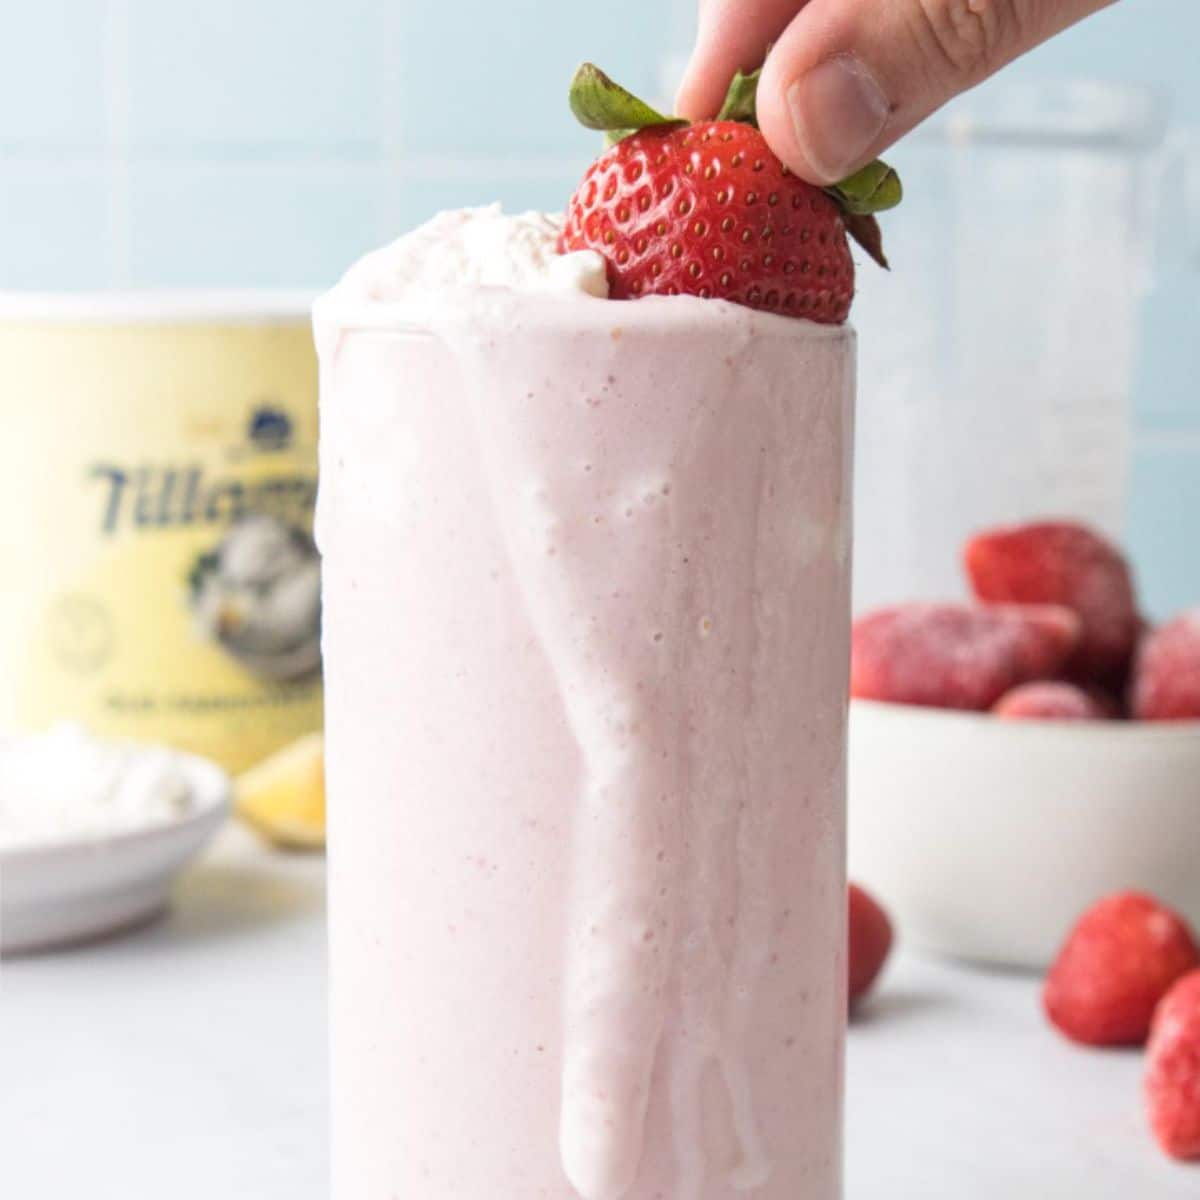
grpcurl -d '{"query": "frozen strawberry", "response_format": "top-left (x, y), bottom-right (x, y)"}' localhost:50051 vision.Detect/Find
top-left (849, 883), bottom-right (893, 1005)
top-left (560, 64), bottom-right (901, 323)
top-left (1145, 969), bottom-right (1200, 1160)
top-left (964, 521), bottom-right (1139, 684)
top-left (1043, 892), bottom-right (1200, 1046)
top-left (992, 681), bottom-right (1111, 721)
top-left (1131, 611), bottom-right (1200, 721)
top-left (850, 602), bottom-right (1081, 711)
top-left (1085, 687), bottom-right (1127, 719)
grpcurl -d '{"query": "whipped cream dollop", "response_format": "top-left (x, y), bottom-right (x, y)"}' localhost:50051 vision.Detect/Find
top-left (326, 206), bottom-right (610, 312)
top-left (0, 724), bottom-right (201, 850)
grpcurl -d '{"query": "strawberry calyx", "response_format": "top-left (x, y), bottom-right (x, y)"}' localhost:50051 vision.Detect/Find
top-left (568, 62), bottom-right (900, 268)
top-left (568, 62), bottom-right (688, 145)
top-left (714, 67), bottom-right (761, 124)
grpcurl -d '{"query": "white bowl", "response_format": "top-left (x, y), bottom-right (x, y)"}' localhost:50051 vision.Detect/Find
top-left (848, 699), bottom-right (1200, 969)
top-left (0, 754), bottom-right (230, 955)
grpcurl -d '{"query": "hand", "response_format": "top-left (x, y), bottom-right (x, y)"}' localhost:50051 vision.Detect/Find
top-left (677, 0), bottom-right (1116, 184)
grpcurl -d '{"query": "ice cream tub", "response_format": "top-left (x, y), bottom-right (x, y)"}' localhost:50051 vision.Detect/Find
top-left (0, 292), bottom-right (322, 773)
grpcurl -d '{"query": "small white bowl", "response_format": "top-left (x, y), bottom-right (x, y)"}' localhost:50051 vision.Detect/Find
top-left (848, 699), bottom-right (1200, 969)
top-left (0, 754), bottom-right (230, 955)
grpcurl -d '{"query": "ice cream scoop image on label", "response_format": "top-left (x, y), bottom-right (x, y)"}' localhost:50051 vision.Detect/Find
top-left (188, 513), bottom-right (322, 682)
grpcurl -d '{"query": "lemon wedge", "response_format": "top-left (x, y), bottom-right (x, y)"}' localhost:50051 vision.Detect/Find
top-left (235, 731), bottom-right (325, 850)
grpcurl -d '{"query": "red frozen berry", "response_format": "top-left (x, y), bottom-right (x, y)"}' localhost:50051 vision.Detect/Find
top-left (964, 521), bottom-right (1139, 685)
top-left (1145, 969), bottom-right (1200, 1161)
top-left (1043, 892), bottom-right (1200, 1046)
top-left (850, 602), bottom-right (1081, 711)
top-left (849, 883), bottom-right (893, 1005)
top-left (992, 681), bottom-right (1111, 721)
top-left (1131, 611), bottom-right (1200, 721)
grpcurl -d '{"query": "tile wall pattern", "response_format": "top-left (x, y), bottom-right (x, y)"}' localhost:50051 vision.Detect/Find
top-left (1, 0), bottom-right (1196, 612)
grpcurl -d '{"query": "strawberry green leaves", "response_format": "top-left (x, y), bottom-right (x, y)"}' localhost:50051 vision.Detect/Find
top-left (842, 214), bottom-right (889, 270)
top-left (568, 64), bottom-right (686, 145)
top-left (825, 160), bottom-right (903, 216)
top-left (834, 161), bottom-right (902, 269)
top-left (716, 68), bottom-right (762, 124)
top-left (825, 161), bottom-right (901, 267)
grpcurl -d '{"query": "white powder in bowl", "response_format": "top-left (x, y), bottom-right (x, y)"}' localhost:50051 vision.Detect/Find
top-left (0, 725), bottom-right (201, 851)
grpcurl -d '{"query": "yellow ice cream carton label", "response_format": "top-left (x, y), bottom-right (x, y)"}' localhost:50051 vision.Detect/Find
top-left (0, 294), bottom-right (322, 772)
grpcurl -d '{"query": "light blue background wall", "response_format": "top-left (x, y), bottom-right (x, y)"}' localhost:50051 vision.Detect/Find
top-left (1, 0), bottom-right (1197, 614)
top-left (996, 0), bottom-right (1200, 618)
top-left (0, 0), bottom-right (668, 291)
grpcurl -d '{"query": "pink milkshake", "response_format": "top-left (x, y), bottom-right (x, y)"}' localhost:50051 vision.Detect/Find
top-left (316, 206), bottom-right (854, 1200)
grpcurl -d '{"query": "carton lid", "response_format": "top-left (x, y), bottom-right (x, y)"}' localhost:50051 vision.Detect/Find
top-left (0, 290), bottom-right (316, 324)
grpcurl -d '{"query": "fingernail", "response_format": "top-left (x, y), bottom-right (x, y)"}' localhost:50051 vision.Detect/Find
top-left (787, 55), bottom-right (890, 182)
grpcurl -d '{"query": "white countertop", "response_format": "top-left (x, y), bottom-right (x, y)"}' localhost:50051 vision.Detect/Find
top-left (1, 825), bottom-right (1194, 1199)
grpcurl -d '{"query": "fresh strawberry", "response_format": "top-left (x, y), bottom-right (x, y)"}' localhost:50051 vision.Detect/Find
top-left (559, 63), bottom-right (900, 323)
top-left (992, 680), bottom-right (1111, 721)
top-left (850, 602), bottom-right (1081, 711)
top-left (849, 883), bottom-right (893, 1006)
top-left (964, 520), bottom-right (1139, 685)
top-left (1131, 611), bottom-right (1200, 721)
top-left (1043, 892), bottom-right (1200, 1047)
top-left (1145, 969), bottom-right (1200, 1160)
top-left (562, 121), bottom-right (857, 321)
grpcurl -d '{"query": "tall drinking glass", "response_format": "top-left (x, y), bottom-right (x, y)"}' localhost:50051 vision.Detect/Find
top-left (316, 292), bottom-right (854, 1200)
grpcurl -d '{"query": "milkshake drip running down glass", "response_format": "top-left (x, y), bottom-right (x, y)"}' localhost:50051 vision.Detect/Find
top-left (316, 205), bottom-right (855, 1200)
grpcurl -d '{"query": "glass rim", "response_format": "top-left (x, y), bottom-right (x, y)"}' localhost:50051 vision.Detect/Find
top-left (311, 291), bottom-right (859, 340)
top-left (911, 79), bottom-right (1169, 152)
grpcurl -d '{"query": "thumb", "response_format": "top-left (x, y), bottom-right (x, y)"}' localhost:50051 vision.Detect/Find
top-left (755, 0), bottom-right (1116, 184)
